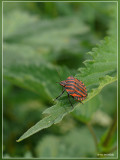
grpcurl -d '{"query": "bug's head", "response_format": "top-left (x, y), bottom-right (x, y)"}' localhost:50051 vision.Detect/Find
top-left (59, 80), bottom-right (66, 87)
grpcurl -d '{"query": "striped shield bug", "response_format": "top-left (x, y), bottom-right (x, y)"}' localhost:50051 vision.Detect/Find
top-left (55, 76), bottom-right (87, 107)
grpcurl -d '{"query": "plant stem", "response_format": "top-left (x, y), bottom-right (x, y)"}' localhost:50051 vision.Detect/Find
top-left (103, 114), bottom-right (117, 147)
top-left (87, 122), bottom-right (98, 151)
top-left (107, 145), bottom-right (117, 153)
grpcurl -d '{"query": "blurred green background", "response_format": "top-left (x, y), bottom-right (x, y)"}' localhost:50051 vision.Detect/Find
top-left (3, 2), bottom-right (117, 158)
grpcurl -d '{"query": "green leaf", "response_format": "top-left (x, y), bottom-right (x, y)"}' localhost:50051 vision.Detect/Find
top-left (16, 75), bottom-right (116, 142)
top-left (15, 33), bottom-right (117, 142)
top-left (16, 98), bottom-right (73, 142)
top-left (4, 63), bottom-right (72, 102)
top-left (75, 37), bottom-right (117, 88)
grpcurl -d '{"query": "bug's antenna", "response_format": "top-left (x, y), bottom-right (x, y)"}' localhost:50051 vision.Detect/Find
top-left (68, 68), bottom-right (74, 77)
top-left (55, 66), bottom-right (64, 91)
top-left (55, 66), bottom-right (62, 81)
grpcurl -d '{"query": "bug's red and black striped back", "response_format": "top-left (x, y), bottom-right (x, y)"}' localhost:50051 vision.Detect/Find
top-left (65, 76), bottom-right (87, 101)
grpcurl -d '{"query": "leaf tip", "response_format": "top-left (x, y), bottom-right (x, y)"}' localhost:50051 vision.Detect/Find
top-left (16, 139), bottom-right (22, 143)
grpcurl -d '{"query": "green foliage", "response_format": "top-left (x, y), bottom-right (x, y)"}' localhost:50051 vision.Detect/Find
top-left (13, 35), bottom-right (116, 142)
top-left (100, 82), bottom-right (117, 117)
top-left (4, 63), bottom-right (70, 102)
top-left (3, 2), bottom-right (117, 158)
top-left (35, 127), bottom-right (96, 158)
top-left (72, 95), bottom-right (102, 123)
top-left (76, 37), bottom-right (117, 87)
top-left (4, 10), bottom-right (89, 49)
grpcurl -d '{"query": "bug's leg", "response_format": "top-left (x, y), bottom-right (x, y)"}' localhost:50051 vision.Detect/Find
top-left (55, 89), bottom-right (65, 100)
top-left (72, 96), bottom-right (83, 104)
top-left (67, 93), bottom-right (73, 108)
top-left (78, 97), bottom-right (83, 104)
top-left (79, 99), bottom-right (83, 104)
top-left (80, 101), bottom-right (83, 104)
